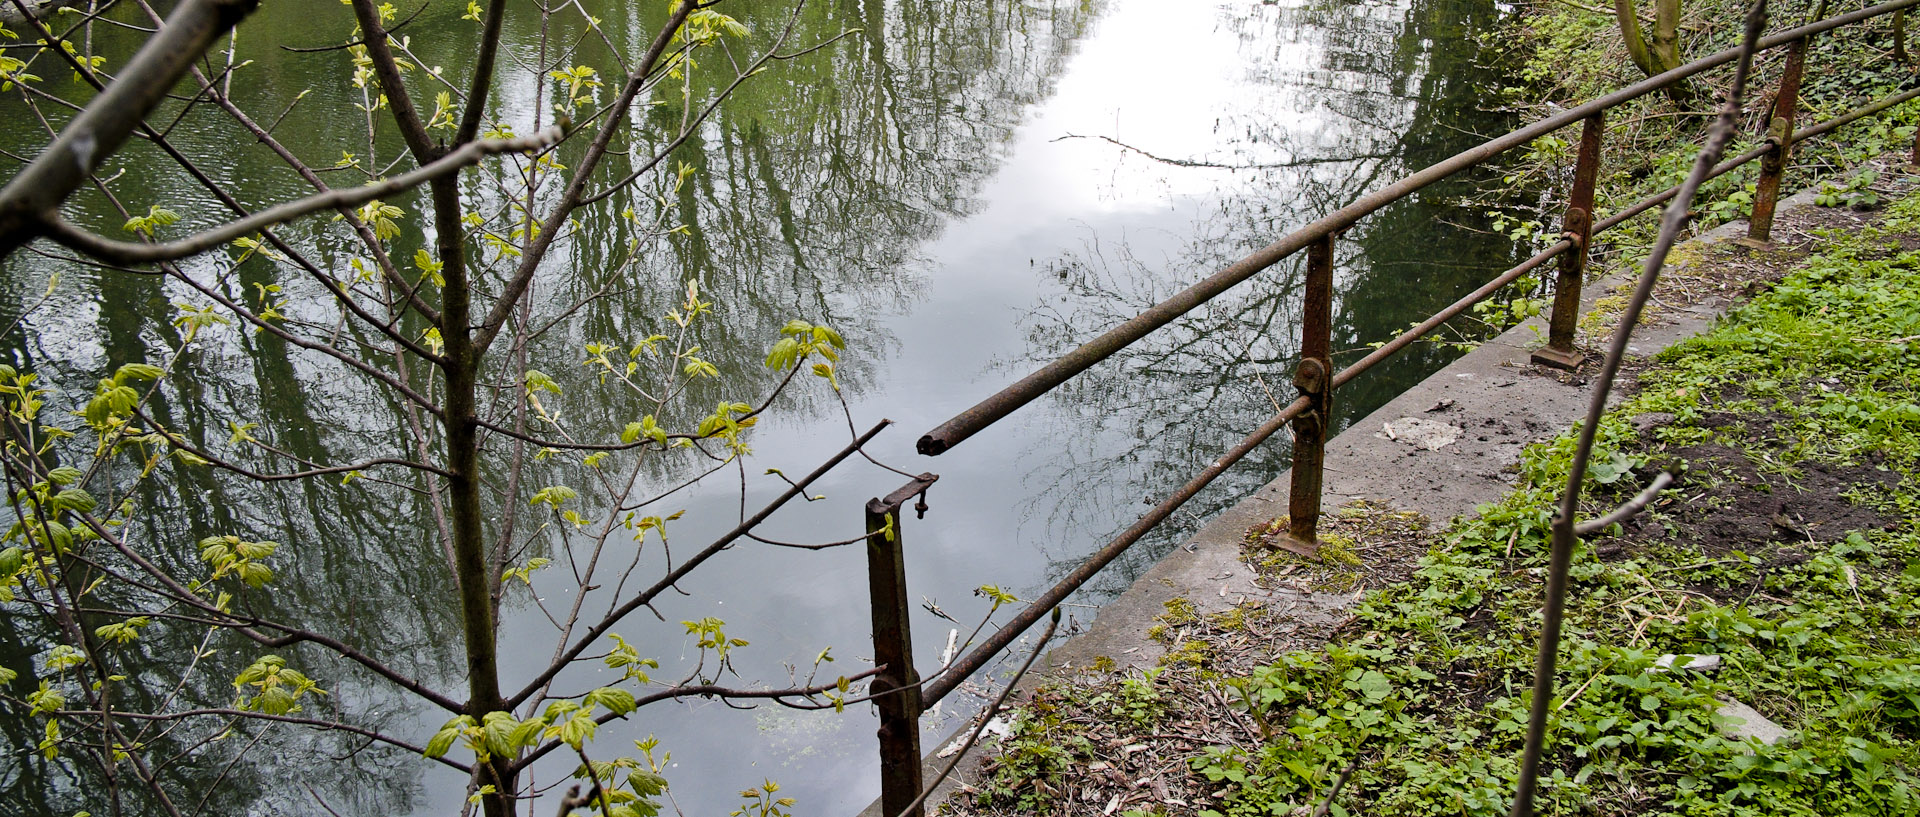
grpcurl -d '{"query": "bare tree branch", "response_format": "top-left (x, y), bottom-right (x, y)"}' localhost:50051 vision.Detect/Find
top-left (0, 0), bottom-right (260, 259)
top-left (505, 420), bottom-right (890, 710)
top-left (468, 0), bottom-right (702, 356)
top-left (132, 407), bottom-right (454, 481)
top-left (34, 128), bottom-right (561, 265)
top-left (1509, 2), bottom-right (1771, 813)
top-left (455, 0), bottom-right (511, 147)
top-left (473, 362), bottom-right (801, 451)
top-left (511, 666), bottom-right (887, 772)
top-left (348, 0), bottom-right (438, 164)
top-left (54, 708), bottom-right (472, 773)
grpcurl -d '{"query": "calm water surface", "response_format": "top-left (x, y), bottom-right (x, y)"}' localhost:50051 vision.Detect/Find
top-left (0, 0), bottom-right (1523, 813)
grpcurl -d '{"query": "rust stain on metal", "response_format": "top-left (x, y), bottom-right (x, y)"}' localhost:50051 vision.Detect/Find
top-left (1748, 36), bottom-right (1806, 243)
top-left (867, 477), bottom-right (930, 817)
top-left (1536, 113), bottom-right (1603, 371)
top-left (1287, 235), bottom-right (1336, 546)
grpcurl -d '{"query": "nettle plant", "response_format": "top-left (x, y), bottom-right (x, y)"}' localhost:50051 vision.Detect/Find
top-left (0, 1), bottom-right (890, 816)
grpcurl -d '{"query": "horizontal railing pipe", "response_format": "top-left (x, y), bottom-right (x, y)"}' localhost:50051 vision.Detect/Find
top-left (917, 0), bottom-right (1920, 457)
top-left (1592, 86), bottom-right (1920, 234)
top-left (1788, 85), bottom-right (1920, 145)
top-left (921, 394), bottom-right (1310, 706)
top-left (1333, 240), bottom-right (1572, 389)
top-left (918, 77), bottom-right (1920, 706)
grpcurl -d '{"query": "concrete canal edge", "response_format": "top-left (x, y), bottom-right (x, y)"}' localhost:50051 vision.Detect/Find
top-left (857, 186), bottom-right (1832, 817)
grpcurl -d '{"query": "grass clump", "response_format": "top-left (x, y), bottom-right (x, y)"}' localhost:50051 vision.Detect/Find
top-left (1245, 501), bottom-right (1430, 594)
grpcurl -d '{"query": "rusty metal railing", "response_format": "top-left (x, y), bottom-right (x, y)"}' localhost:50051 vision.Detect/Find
top-left (863, 473), bottom-right (936, 817)
top-left (859, 2), bottom-right (1920, 814)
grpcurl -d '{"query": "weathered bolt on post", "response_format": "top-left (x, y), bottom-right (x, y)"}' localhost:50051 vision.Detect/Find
top-left (867, 473), bottom-right (937, 817)
top-left (1533, 112), bottom-right (1604, 371)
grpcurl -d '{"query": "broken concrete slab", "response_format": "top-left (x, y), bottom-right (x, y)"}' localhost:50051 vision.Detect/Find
top-left (1652, 654), bottom-right (1722, 673)
top-left (1378, 417), bottom-right (1462, 451)
top-left (1716, 697), bottom-right (1790, 746)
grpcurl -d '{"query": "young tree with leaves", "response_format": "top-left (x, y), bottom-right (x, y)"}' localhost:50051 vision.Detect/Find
top-left (1616, 0), bottom-right (1687, 78)
top-left (0, 1), bottom-right (906, 815)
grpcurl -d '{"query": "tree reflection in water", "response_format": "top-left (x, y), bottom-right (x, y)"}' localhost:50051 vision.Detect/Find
top-left (0, 0), bottom-right (1104, 814)
top-left (0, 0), bottom-right (1535, 813)
top-left (1011, 0), bottom-right (1527, 596)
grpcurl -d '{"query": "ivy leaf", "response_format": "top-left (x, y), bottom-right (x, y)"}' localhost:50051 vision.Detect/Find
top-left (480, 711), bottom-right (520, 758)
top-left (424, 719), bottom-right (465, 758)
top-left (585, 687), bottom-right (636, 716)
top-left (1589, 452), bottom-right (1634, 485)
top-left (1356, 670), bottom-right (1391, 703)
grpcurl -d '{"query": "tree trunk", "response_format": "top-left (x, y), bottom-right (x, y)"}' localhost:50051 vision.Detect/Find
top-left (1614, 0), bottom-right (1657, 77)
top-left (1614, 0), bottom-right (1691, 101)
top-left (1650, 0), bottom-right (1683, 73)
top-left (1897, 9), bottom-right (1910, 66)
top-left (430, 169), bottom-right (515, 814)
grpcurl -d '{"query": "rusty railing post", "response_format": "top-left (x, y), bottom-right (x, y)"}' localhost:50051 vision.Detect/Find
top-left (1913, 112), bottom-right (1920, 169)
top-left (868, 473), bottom-right (936, 817)
top-left (1745, 35), bottom-right (1807, 244)
top-left (1286, 234), bottom-right (1336, 549)
top-left (1910, 64), bottom-right (1920, 170)
top-left (1533, 113), bottom-right (1604, 370)
top-left (1897, 8), bottom-right (1911, 65)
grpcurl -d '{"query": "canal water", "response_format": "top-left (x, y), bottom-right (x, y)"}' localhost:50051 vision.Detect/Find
top-left (0, 0), bottom-right (1525, 814)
